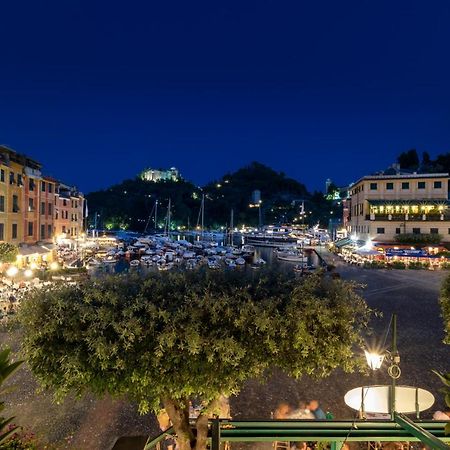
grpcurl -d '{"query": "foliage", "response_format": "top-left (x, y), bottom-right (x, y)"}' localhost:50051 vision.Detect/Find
top-left (408, 261), bottom-right (428, 270)
top-left (19, 269), bottom-right (371, 450)
top-left (0, 426), bottom-right (38, 450)
top-left (0, 245), bottom-right (18, 265)
top-left (397, 149), bottom-right (419, 170)
top-left (440, 274), bottom-right (450, 344)
top-left (394, 233), bottom-right (442, 245)
top-left (441, 262), bottom-right (450, 270)
top-left (389, 261), bottom-right (406, 269)
top-left (432, 371), bottom-right (450, 434)
top-left (0, 349), bottom-right (24, 445)
top-left (363, 261), bottom-right (386, 269)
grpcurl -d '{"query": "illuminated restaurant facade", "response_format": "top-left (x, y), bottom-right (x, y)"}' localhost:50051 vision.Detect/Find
top-left (348, 172), bottom-right (450, 243)
top-left (0, 145), bottom-right (85, 256)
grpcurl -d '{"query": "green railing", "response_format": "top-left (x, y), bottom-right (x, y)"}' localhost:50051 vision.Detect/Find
top-left (143, 419), bottom-right (450, 449)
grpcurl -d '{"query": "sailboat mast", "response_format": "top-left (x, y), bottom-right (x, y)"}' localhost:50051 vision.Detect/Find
top-left (230, 208), bottom-right (234, 246)
top-left (201, 194), bottom-right (205, 240)
top-left (167, 198), bottom-right (171, 236)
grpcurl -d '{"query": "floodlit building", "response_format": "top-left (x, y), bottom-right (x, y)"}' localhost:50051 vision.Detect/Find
top-left (54, 183), bottom-right (85, 239)
top-left (0, 145), bottom-right (85, 250)
top-left (348, 169), bottom-right (450, 242)
top-left (141, 167), bottom-right (179, 182)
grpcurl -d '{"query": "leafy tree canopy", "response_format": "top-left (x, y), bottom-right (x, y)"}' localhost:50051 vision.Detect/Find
top-left (397, 149), bottom-right (419, 170)
top-left (19, 269), bottom-right (370, 450)
top-left (0, 244), bottom-right (18, 264)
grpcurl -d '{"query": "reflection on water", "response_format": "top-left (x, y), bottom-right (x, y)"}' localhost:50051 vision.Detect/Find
top-left (94, 233), bottom-right (324, 275)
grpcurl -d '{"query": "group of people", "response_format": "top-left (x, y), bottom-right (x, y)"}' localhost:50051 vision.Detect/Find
top-left (274, 399), bottom-right (328, 420)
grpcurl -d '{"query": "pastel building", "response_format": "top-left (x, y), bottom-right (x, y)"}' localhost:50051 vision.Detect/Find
top-left (348, 171), bottom-right (450, 243)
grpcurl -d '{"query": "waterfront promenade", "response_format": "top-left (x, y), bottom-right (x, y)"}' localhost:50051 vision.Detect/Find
top-left (1, 256), bottom-right (449, 449)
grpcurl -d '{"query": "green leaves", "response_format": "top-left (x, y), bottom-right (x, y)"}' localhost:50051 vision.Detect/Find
top-left (19, 269), bottom-right (371, 420)
top-left (0, 243), bottom-right (18, 264)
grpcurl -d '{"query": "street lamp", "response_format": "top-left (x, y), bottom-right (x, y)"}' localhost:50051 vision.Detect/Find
top-left (365, 313), bottom-right (401, 419)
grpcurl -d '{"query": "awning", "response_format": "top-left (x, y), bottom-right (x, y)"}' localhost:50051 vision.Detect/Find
top-left (19, 245), bottom-right (54, 256)
top-left (334, 238), bottom-right (351, 248)
top-left (367, 199), bottom-right (450, 206)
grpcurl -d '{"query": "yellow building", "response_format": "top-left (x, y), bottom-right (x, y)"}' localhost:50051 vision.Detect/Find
top-left (348, 172), bottom-right (450, 242)
top-left (0, 146), bottom-right (26, 244)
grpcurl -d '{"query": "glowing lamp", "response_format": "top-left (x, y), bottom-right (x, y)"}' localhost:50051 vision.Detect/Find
top-left (365, 350), bottom-right (385, 370)
top-left (24, 269), bottom-right (33, 278)
top-left (6, 266), bottom-right (19, 277)
top-left (50, 262), bottom-right (59, 271)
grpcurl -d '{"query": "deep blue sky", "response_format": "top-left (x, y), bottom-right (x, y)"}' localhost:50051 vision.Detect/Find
top-left (1, 0), bottom-right (450, 193)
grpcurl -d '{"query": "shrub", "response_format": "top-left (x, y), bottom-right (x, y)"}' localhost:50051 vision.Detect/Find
top-left (390, 261), bottom-right (406, 269)
top-left (394, 233), bottom-right (442, 245)
top-left (408, 261), bottom-right (424, 270)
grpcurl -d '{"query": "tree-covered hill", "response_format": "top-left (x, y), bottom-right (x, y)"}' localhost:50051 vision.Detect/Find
top-left (86, 162), bottom-right (319, 231)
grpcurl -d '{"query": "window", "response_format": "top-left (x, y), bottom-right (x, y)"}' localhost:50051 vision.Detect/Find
top-left (0, 169), bottom-right (4, 182)
top-left (41, 181), bottom-right (46, 192)
top-left (41, 202), bottom-right (45, 215)
top-left (434, 181), bottom-right (442, 189)
top-left (412, 228), bottom-right (421, 234)
top-left (28, 198), bottom-right (34, 212)
top-left (0, 196), bottom-right (4, 213)
top-left (430, 228), bottom-right (439, 234)
top-left (418, 181), bottom-right (426, 189)
top-left (386, 182), bottom-right (394, 190)
top-left (29, 178), bottom-right (35, 191)
top-left (40, 224), bottom-right (45, 239)
top-left (63, 199), bottom-right (67, 206)
top-left (17, 174), bottom-right (23, 186)
top-left (48, 184), bottom-right (53, 193)
top-left (47, 224), bottom-right (52, 237)
top-left (9, 172), bottom-right (14, 185)
top-left (395, 228), bottom-right (401, 234)
top-left (55, 211), bottom-right (58, 220)
top-left (402, 182), bottom-right (410, 190)
top-left (62, 225), bottom-right (66, 233)
top-left (48, 203), bottom-right (52, 215)
top-left (370, 183), bottom-right (378, 190)
top-left (12, 195), bottom-right (19, 213)
top-left (28, 221), bottom-right (33, 237)
top-left (377, 227), bottom-right (385, 234)
top-left (12, 224), bottom-right (17, 239)
top-left (0, 223), bottom-right (4, 241)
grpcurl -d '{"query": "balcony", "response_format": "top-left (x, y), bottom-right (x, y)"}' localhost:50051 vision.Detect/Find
top-left (365, 214), bottom-right (450, 222)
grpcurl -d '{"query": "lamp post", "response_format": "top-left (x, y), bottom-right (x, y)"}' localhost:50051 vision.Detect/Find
top-left (364, 313), bottom-right (401, 420)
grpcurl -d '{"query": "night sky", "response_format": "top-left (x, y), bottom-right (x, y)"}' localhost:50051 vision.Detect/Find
top-left (1, 0), bottom-right (450, 194)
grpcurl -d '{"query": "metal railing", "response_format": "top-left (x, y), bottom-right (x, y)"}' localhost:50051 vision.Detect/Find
top-left (142, 419), bottom-right (450, 450)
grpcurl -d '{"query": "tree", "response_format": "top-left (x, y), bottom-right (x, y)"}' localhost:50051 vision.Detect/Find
top-left (440, 274), bottom-right (450, 345)
top-left (397, 149), bottom-right (419, 170)
top-left (0, 244), bottom-right (18, 264)
top-left (19, 269), bottom-right (371, 450)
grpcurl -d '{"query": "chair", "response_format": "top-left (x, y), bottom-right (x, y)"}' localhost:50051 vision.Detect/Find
top-left (273, 442), bottom-right (291, 450)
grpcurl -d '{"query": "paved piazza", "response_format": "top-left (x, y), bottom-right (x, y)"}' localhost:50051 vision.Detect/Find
top-left (1, 261), bottom-right (450, 449)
